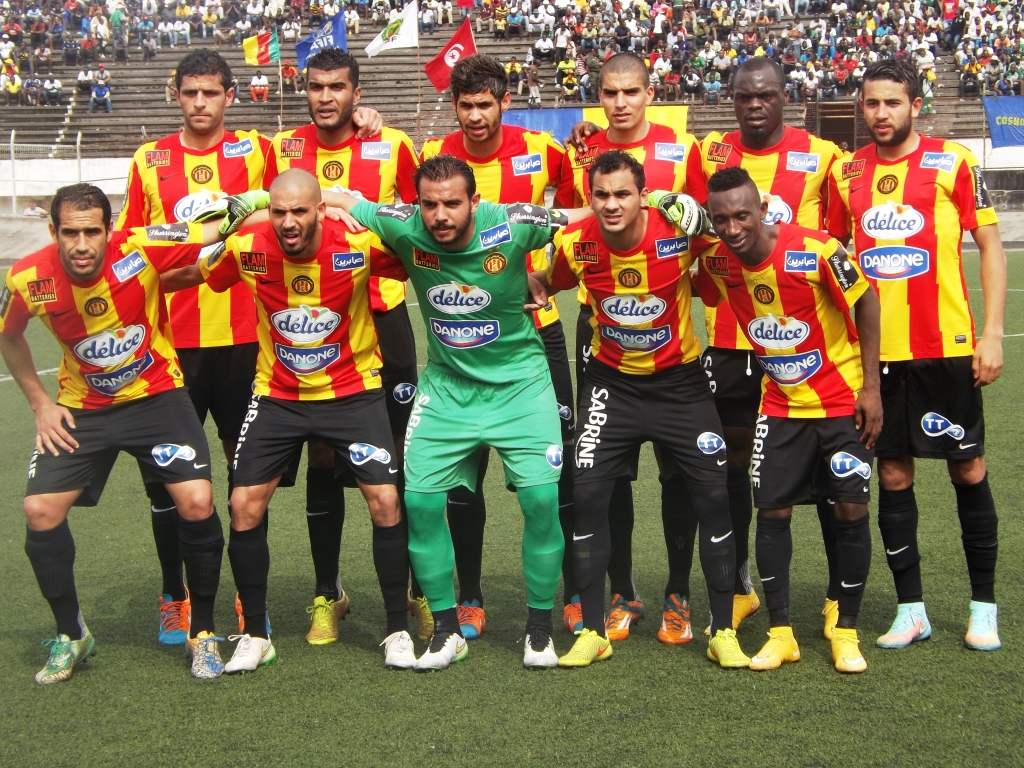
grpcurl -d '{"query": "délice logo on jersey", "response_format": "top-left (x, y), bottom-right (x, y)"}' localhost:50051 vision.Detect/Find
top-left (860, 201), bottom-right (925, 239)
top-left (271, 306), bottom-right (341, 343)
top-left (600, 294), bottom-right (668, 326)
top-left (426, 282), bottom-right (492, 314)
top-left (74, 325), bottom-right (147, 367)
top-left (747, 314), bottom-right (810, 349)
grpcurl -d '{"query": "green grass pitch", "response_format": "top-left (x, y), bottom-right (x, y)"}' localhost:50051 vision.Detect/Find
top-left (0, 253), bottom-right (1021, 766)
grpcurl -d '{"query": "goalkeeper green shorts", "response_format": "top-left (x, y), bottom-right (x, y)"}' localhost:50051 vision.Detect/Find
top-left (403, 363), bottom-right (564, 493)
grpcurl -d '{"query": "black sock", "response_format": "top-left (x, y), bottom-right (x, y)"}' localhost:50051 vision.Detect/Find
top-left (835, 515), bottom-right (871, 621)
top-left (661, 474), bottom-right (696, 599)
top-left (179, 510), bottom-right (224, 636)
top-left (691, 482), bottom-right (736, 636)
top-left (878, 485), bottom-right (923, 603)
top-left (228, 524), bottom-right (269, 639)
top-left (954, 474), bottom-right (998, 603)
top-left (148, 482), bottom-right (186, 601)
top-left (25, 521), bottom-right (83, 640)
top-left (726, 465), bottom-right (753, 595)
top-left (756, 516), bottom-right (792, 627)
top-left (526, 606), bottom-right (553, 649)
top-left (430, 607), bottom-right (463, 647)
top-left (373, 520), bottom-right (410, 634)
top-left (816, 499), bottom-right (840, 601)
top-left (410, 571), bottom-right (425, 600)
top-left (606, 476), bottom-right (636, 599)
top-left (306, 466), bottom-right (344, 600)
top-left (557, 464), bottom-right (577, 602)
top-left (447, 449), bottom-right (488, 605)
top-left (573, 479), bottom-right (614, 636)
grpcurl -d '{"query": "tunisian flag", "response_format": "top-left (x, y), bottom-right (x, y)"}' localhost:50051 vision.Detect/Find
top-left (424, 17), bottom-right (477, 92)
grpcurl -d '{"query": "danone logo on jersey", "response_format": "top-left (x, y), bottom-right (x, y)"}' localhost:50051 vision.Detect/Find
top-left (511, 153), bottom-right (543, 175)
top-left (173, 189), bottom-right (229, 222)
top-left (85, 350), bottom-right (154, 395)
top-left (429, 318), bottom-right (500, 348)
top-left (654, 143), bottom-right (687, 162)
top-left (748, 314), bottom-right (810, 349)
top-left (600, 294), bottom-right (667, 325)
top-left (274, 342), bottom-right (340, 374)
top-left (760, 190), bottom-right (793, 224)
top-left (361, 142), bottom-right (393, 161)
top-left (271, 305), bottom-right (341, 343)
top-left (223, 137), bottom-right (254, 157)
top-left (74, 325), bottom-right (147, 367)
top-left (113, 251), bottom-right (147, 282)
top-left (426, 281), bottom-right (492, 314)
top-left (859, 246), bottom-right (930, 280)
top-left (479, 223), bottom-right (511, 248)
top-left (861, 201), bottom-right (925, 239)
top-left (757, 349), bottom-right (822, 385)
top-left (655, 236), bottom-right (689, 259)
top-left (600, 324), bottom-right (671, 352)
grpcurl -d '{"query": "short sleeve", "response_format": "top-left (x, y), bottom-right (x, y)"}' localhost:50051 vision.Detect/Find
top-left (0, 271), bottom-right (30, 337)
top-left (506, 203), bottom-right (557, 253)
top-left (951, 151), bottom-right (999, 231)
top-left (366, 234), bottom-right (409, 282)
top-left (547, 229), bottom-right (581, 291)
top-left (201, 237), bottom-right (242, 292)
top-left (824, 166), bottom-right (852, 242)
top-left (126, 223), bottom-right (206, 271)
top-left (394, 133), bottom-right (420, 203)
top-left (553, 148), bottom-right (583, 208)
top-left (349, 199), bottom-right (416, 247)
top-left (819, 239), bottom-right (868, 311)
top-left (692, 255), bottom-right (724, 307)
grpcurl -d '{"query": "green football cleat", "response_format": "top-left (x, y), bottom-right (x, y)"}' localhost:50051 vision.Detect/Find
top-left (35, 630), bottom-right (96, 685)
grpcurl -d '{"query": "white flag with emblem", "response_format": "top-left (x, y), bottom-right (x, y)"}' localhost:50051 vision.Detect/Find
top-left (364, 1), bottom-right (419, 57)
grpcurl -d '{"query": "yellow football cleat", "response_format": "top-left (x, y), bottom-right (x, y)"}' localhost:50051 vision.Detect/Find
top-left (707, 628), bottom-right (751, 669)
top-left (305, 592), bottom-right (351, 645)
top-left (822, 598), bottom-right (839, 640)
top-left (832, 628), bottom-right (867, 673)
top-left (407, 588), bottom-right (433, 641)
top-left (704, 590), bottom-right (762, 636)
top-left (557, 628), bottom-right (614, 668)
top-left (749, 626), bottom-right (801, 671)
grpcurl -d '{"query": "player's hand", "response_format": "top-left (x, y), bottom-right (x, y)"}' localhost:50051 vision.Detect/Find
top-left (352, 106), bottom-right (383, 140)
top-left (854, 387), bottom-right (883, 450)
top-left (972, 333), bottom-right (1003, 387)
top-left (647, 191), bottom-right (711, 236)
top-left (525, 271), bottom-right (550, 312)
top-left (217, 190), bottom-right (271, 235)
top-left (35, 401), bottom-right (78, 456)
top-left (324, 206), bottom-right (366, 232)
top-left (567, 121), bottom-right (602, 153)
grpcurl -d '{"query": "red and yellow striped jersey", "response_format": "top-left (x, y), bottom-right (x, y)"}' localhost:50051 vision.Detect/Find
top-left (420, 124), bottom-right (566, 329)
top-left (549, 211), bottom-right (710, 375)
top-left (201, 218), bottom-right (407, 401)
top-left (693, 224), bottom-right (869, 418)
top-left (700, 126), bottom-right (844, 351)
top-left (0, 223), bottom-right (205, 409)
top-left (117, 129), bottom-right (271, 348)
top-left (263, 124), bottom-right (419, 313)
top-left (825, 136), bottom-right (998, 361)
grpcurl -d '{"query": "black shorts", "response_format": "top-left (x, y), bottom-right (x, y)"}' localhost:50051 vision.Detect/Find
top-left (751, 414), bottom-right (873, 509)
top-left (375, 303), bottom-right (419, 436)
top-left (233, 390), bottom-right (398, 488)
top-left (575, 303), bottom-right (593, 416)
top-left (27, 388), bottom-right (212, 507)
top-left (540, 319), bottom-right (575, 441)
top-left (177, 342), bottom-right (258, 441)
top-left (876, 356), bottom-right (984, 460)
top-left (701, 346), bottom-right (764, 429)
top-left (574, 359), bottom-right (727, 488)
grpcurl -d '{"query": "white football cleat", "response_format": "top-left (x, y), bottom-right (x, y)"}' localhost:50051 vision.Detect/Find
top-left (414, 632), bottom-right (468, 672)
top-left (223, 634), bottom-right (276, 674)
top-left (380, 630), bottom-right (417, 669)
top-left (523, 632), bottom-right (558, 669)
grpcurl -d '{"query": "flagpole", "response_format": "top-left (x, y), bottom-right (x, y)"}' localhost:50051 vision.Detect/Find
top-left (278, 57), bottom-right (284, 133)
top-left (415, 3), bottom-right (422, 147)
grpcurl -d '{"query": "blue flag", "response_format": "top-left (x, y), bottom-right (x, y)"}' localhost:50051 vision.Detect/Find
top-left (983, 96), bottom-right (1024, 148)
top-left (295, 9), bottom-right (348, 70)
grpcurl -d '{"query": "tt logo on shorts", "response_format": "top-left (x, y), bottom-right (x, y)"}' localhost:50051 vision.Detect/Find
top-left (557, 403), bottom-right (572, 420)
top-left (349, 442), bottom-right (392, 465)
top-left (831, 451), bottom-right (872, 479)
top-left (546, 445), bottom-right (563, 469)
top-left (393, 383), bottom-right (417, 403)
top-left (575, 386), bottom-right (608, 469)
top-left (920, 412), bottom-right (965, 440)
top-left (152, 444), bottom-right (197, 467)
top-left (696, 432), bottom-right (726, 455)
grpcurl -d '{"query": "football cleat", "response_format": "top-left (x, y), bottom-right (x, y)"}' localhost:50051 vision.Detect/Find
top-left (524, 631), bottom-right (559, 669)
top-left (657, 594), bottom-right (693, 645)
top-left (606, 593), bottom-right (645, 641)
top-left (750, 627), bottom-right (801, 671)
top-left (704, 590), bottom-right (762, 636)
top-left (234, 592), bottom-right (272, 636)
top-left (158, 593), bottom-right (190, 646)
top-left (305, 592), bottom-right (351, 645)
top-left (822, 598), bottom-right (840, 640)
top-left (558, 628), bottom-right (613, 668)
top-left (563, 595), bottom-right (583, 635)
top-left (35, 630), bottom-right (96, 685)
top-left (414, 631), bottom-right (468, 671)
top-left (380, 630), bottom-right (417, 669)
top-left (876, 602), bottom-right (932, 649)
top-left (965, 601), bottom-right (1000, 651)
top-left (832, 628), bottom-right (867, 673)
top-left (187, 631), bottom-right (225, 679)
top-left (707, 628), bottom-right (750, 669)
top-left (457, 600), bottom-right (486, 640)
top-left (224, 634), bottom-right (276, 674)
top-left (407, 588), bottom-right (433, 641)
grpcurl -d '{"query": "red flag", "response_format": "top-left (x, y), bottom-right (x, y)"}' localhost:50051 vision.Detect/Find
top-left (424, 17), bottom-right (477, 92)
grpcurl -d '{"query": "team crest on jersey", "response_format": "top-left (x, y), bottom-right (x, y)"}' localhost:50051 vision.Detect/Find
top-left (507, 203), bottom-right (548, 227)
top-left (322, 161), bottom-right (344, 181)
top-left (706, 255), bottom-right (729, 276)
top-left (876, 174), bottom-right (899, 194)
top-left (574, 146), bottom-right (599, 168)
top-left (921, 152), bottom-right (956, 173)
top-left (291, 275), bottom-right (315, 295)
top-left (74, 325), bottom-right (146, 367)
top-left (859, 246), bottom-right (929, 280)
top-left (145, 150), bottom-right (171, 168)
top-left (784, 251), bottom-right (817, 272)
top-left (0, 285), bottom-right (11, 318)
top-left (113, 251), bottom-right (147, 282)
top-left (618, 268), bottom-right (642, 288)
top-left (655, 143), bottom-right (687, 163)
top-left (842, 160), bottom-right (865, 180)
top-left (483, 252), bottom-right (507, 275)
top-left (414, 248), bottom-right (440, 270)
top-left (361, 143), bottom-right (393, 161)
top-left (377, 204), bottom-right (414, 221)
top-left (480, 223), bottom-right (511, 249)
top-left (753, 284), bottom-right (776, 305)
top-left (280, 138), bottom-right (305, 158)
top-left (27, 278), bottom-right (56, 303)
top-left (275, 342), bottom-right (340, 374)
top-left (240, 252), bottom-right (268, 274)
top-left (655, 236), bottom-right (689, 259)
top-left (86, 350), bottom-right (153, 395)
top-left (861, 201), bottom-right (925, 238)
top-left (706, 141), bottom-right (732, 165)
top-left (572, 241), bottom-right (599, 263)
top-left (758, 349), bottom-right (822, 385)
top-left (223, 138), bottom-right (254, 157)
top-left (144, 223), bottom-right (191, 242)
top-left (786, 152), bottom-right (820, 173)
top-left (84, 297), bottom-right (108, 316)
top-left (333, 251), bottom-right (365, 271)
top-left (191, 165), bottom-right (214, 184)
top-left (826, 248), bottom-right (860, 292)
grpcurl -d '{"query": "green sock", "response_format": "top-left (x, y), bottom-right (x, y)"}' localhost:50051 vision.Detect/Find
top-left (516, 482), bottom-right (563, 610)
top-left (405, 490), bottom-right (457, 612)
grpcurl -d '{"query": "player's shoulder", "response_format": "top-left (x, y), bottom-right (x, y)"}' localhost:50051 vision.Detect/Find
top-left (370, 199), bottom-right (419, 223)
top-left (223, 128), bottom-right (267, 158)
top-left (7, 244), bottom-right (59, 284)
top-left (921, 136), bottom-right (978, 171)
top-left (129, 134), bottom-right (175, 166)
top-left (652, 120), bottom-right (700, 146)
top-left (521, 125), bottom-right (565, 153)
top-left (783, 222), bottom-right (841, 254)
top-left (378, 124), bottom-right (415, 146)
top-left (271, 123), bottom-right (310, 144)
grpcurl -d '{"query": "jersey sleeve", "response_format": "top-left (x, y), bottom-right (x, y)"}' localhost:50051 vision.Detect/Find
top-left (508, 204), bottom-right (559, 252)
top-left (201, 236), bottom-right (243, 292)
top-left (0, 271), bottom-right (31, 337)
top-left (365, 233), bottom-right (409, 282)
top-left (824, 166), bottom-right (853, 242)
top-left (127, 223), bottom-right (206, 271)
top-left (116, 152), bottom-right (149, 230)
top-left (819, 239), bottom-right (868, 312)
top-left (394, 132), bottom-right (420, 203)
top-left (692, 254), bottom-right (724, 307)
top-left (349, 199), bottom-right (413, 246)
top-left (684, 134), bottom-right (709, 204)
top-left (951, 151), bottom-right (999, 231)
top-left (262, 135), bottom-right (282, 188)
top-left (419, 138), bottom-right (443, 164)
top-left (553, 149), bottom-right (582, 208)
top-left (547, 229), bottom-right (581, 291)
top-left (543, 133), bottom-right (569, 192)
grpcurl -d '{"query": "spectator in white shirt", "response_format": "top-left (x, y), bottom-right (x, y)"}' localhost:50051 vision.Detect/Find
top-left (173, 18), bottom-right (191, 45)
top-left (250, 69), bottom-right (269, 101)
top-left (235, 17), bottom-right (251, 43)
top-left (345, 7), bottom-right (359, 33)
top-left (157, 19), bottom-right (173, 47)
top-left (438, 0), bottom-right (454, 25)
top-left (281, 17), bottom-right (300, 40)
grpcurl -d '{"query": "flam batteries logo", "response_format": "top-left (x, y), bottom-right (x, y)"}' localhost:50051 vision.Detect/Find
top-left (860, 201), bottom-right (925, 239)
top-left (831, 451), bottom-right (872, 479)
top-left (696, 432), bottom-right (726, 455)
top-left (757, 349), bottom-right (822, 385)
top-left (349, 442), bottom-right (392, 465)
top-left (85, 350), bottom-right (154, 395)
top-left (74, 325), bottom-right (147, 367)
top-left (921, 412), bottom-right (965, 440)
top-left (859, 246), bottom-right (929, 280)
top-left (654, 236), bottom-right (689, 259)
top-left (511, 153), bottom-right (543, 175)
top-left (600, 324), bottom-right (672, 352)
top-left (426, 282), bottom-right (492, 314)
top-left (747, 314), bottom-right (810, 349)
top-left (430, 318), bottom-right (500, 348)
top-left (275, 342), bottom-right (340, 374)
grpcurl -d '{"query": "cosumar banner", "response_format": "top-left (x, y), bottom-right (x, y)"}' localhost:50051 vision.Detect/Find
top-left (982, 96), bottom-right (1024, 148)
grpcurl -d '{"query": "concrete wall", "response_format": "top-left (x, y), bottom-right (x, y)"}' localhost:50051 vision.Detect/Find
top-left (0, 156), bottom-right (132, 200)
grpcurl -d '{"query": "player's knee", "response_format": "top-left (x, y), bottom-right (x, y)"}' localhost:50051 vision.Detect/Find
top-left (833, 501), bottom-right (869, 523)
top-left (364, 484), bottom-right (401, 526)
top-left (228, 485), bottom-right (268, 529)
top-left (948, 456), bottom-right (986, 485)
top-left (307, 439), bottom-right (336, 468)
top-left (879, 457), bottom-right (914, 490)
top-left (168, 479), bottom-right (214, 521)
top-left (23, 495), bottom-right (68, 530)
top-left (758, 507), bottom-right (792, 520)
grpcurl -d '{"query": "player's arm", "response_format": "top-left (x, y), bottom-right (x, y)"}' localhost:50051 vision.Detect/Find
top-left (115, 154), bottom-right (148, 230)
top-left (691, 255), bottom-right (724, 307)
top-left (824, 169), bottom-right (853, 248)
top-left (528, 230), bottom-right (580, 309)
top-left (566, 120), bottom-right (603, 153)
top-left (852, 285), bottom-right (882, 449)
top-left (352, 106), bottom-right (383, 140)
top-left (647, 190), bottom-right (712, 235)
top-left (970, 222), bottom-right (1006, 387)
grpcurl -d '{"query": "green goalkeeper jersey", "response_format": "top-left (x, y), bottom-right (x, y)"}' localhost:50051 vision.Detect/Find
top-left (351, 199), bottom-right (556, 384)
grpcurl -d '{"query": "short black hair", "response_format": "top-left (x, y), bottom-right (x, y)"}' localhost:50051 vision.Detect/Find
top-left (450, 54), bottom-right (509, 101)
top-left (601, 52), bottom-right (649, 87)
top-left (862, 58), bottom-right (921, 100)
top-left (305, 48), bottom-right (360, 87)
top-left (51, 183), bottom-right (111, 230)
top-left (175, 48), bottom-right (232, 92)
top-left (734, 56), bottom-right (786, 90)
top-left (588, 149), bottom-right (646, 193)
top-left (707, 166), bottom-right (759, 197)
top-left (415, 155), bottom-right (477, 198)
